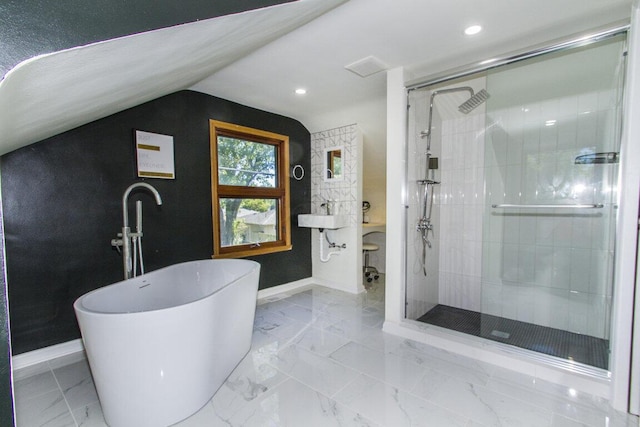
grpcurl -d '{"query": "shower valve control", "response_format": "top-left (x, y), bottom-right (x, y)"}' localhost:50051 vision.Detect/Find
top-left (416, 220), bottom-right (433, 231)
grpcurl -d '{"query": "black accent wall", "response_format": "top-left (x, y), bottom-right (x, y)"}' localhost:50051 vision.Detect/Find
top-left (1, 90), bottom-right (312, 355)
top-left (0, 203), bottom-right (13, 421)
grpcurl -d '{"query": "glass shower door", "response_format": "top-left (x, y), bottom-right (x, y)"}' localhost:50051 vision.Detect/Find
top-left (481, 35), bottom-right (625, 369)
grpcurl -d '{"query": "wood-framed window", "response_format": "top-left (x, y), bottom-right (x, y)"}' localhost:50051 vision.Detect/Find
top-left (210, 120), bottom-right (291, 258)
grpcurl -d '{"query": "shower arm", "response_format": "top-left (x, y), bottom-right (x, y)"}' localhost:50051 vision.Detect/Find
top-left (423, 86), bottom-right (475, 151)
top-left (421, 87), bottom-right (475, 217)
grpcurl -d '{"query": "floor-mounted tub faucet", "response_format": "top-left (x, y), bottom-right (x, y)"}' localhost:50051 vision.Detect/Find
top-left (111, 183), bottom-right (162, 279)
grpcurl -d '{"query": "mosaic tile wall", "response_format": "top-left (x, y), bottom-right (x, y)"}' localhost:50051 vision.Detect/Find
top-left (310, 124), bottom-right (359, 226)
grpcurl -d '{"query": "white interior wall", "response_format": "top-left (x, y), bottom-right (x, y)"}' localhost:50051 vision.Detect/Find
top-left (304, 97), bottom-right (387, 275)
top-left (384, 67), bottom-right (407, 323)
top-left (309, 124), bottom-right (363, 293)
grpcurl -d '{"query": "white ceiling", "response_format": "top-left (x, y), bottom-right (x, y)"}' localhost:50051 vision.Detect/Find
top-left (0, 0), bottom-right (634, 155)
top-left (192, 0), bottom-right (633, 132)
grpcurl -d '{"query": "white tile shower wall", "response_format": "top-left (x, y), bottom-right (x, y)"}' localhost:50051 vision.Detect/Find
top-left (311, 124), bottom-right (359, 226)
top-left (407, 78), bottom-right (618, 338)
top-left (483, 89), bottom-right (619, 339)
top-left (408, 80), bottom-right (617, 341)
top-left (437, 106), bottom-right (486, 312)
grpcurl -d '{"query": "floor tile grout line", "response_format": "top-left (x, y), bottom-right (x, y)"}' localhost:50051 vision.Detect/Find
top-left (312, 299), bottom-right (560, 423)
top-left (271, 367), bottom-right (374, 424)
top-left (336, 370), bottom-right (474, 427)
top-left (413, 370), bottom-right (550, 421)
top-left (403, 372), bottom-right (550, 427)
top-left (324, 340), bottom-right (446, 400)
top-left (264, 338), bottom-right (367, 404)
top-left (482, 368), bottom-right (625, 421)
top-left (328, 372), bottom-right (357, 400)
top-left (48, 363), bottom-right (80, 427)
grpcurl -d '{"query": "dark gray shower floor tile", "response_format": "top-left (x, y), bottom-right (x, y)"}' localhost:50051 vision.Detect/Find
top-left (416, 305), bottom-right (609, 369)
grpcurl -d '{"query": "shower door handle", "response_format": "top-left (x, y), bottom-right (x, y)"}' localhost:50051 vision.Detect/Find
top-left (491, 203), bottom-right (604, 209)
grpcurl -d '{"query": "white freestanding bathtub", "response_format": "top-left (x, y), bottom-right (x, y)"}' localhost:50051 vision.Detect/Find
top-left (74, 259), bottom-right (260, 427)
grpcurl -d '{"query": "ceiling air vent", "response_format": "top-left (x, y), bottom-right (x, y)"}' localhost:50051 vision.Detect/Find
top-left (344, 55), bottom-right (389, 77)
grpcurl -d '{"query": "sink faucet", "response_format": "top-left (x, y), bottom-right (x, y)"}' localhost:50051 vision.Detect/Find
top-left (111, 183), bottom-right (162, 279)
top-left (320, 200), bottom-right (334, 215)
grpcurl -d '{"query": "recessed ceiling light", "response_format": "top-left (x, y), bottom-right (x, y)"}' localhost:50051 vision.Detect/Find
top-left (464, 25), bottom-right (482, 36)
top-left (295, 88), bottom-right (307, 95)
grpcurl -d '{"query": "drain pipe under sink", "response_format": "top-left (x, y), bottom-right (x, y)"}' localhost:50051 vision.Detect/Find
top-left (318, 228), bottom-right (345, 262)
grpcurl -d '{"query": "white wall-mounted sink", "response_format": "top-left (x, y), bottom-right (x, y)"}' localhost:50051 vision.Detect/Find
top-left (298, 214), bottom-right (349, 229)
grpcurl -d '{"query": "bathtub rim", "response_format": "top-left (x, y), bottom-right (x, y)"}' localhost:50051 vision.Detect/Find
top-left (73, 259), bottom-right (260, 316)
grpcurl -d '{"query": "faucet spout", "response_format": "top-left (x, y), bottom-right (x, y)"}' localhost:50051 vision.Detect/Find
top-left (320, 200), bottom-right (333, 215)
top-left (122, 182), bottom-right (163, 229)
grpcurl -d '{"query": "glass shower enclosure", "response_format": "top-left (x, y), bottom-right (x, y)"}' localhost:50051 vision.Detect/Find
top-left (405, 33), bottom-right (626, 370)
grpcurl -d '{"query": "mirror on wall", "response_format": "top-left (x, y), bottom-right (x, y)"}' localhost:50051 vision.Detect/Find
top-left (325, 146), bottom-right (343, 181)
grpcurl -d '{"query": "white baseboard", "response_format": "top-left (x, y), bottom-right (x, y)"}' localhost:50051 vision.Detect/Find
top-left (12, 339), bottom-right (85, 371)
top-left (312, 277), bottom-right (363, 294)
top-left (257, 277), bottom-right (315, 299)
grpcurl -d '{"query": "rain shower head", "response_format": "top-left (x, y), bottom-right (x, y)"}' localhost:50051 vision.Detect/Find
top-left (458, 89), bottom-right (490, 114)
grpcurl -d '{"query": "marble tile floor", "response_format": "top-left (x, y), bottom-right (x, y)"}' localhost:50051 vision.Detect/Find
top-left (13, 279), bottom-right (639, 427)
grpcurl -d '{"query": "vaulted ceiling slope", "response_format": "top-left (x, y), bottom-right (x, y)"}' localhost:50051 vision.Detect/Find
top-left (0, 0), bottom-right (296, 77)
top-left (0, 0), bottom-right (346, 155)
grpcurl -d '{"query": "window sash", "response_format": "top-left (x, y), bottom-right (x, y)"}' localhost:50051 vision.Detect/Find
top-left (218, 198), bottom-right (278, 248)
top-left (217, 136), bottom-right (277, 188)
top-left (210, 120), bottom-right (291, 258)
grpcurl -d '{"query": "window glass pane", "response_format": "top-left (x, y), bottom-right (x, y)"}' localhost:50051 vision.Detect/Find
top-left (217, 136), bottom-right (276, 187)
top-left (219, 198), bottom-right (278, 247)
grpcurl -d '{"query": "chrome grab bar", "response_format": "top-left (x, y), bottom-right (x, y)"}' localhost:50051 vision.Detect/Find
top-left (491, 203), bottom-right (604, 209)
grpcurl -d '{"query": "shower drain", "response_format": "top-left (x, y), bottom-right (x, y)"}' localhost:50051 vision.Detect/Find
top-left (490, 330), bottom-right (511, 339)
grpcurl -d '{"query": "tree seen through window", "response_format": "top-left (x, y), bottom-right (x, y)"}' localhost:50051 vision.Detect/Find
top-left (210, 120), bottom-right (291, 258)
